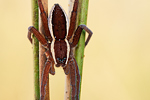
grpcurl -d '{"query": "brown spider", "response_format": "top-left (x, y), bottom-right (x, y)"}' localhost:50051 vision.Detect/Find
top-left (28, 0), bottom-right (93, 100)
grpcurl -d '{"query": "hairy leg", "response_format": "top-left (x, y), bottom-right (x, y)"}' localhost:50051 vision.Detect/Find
top-left (67, 0), bottom-right (79, 41)
top-left (45, 50), bottom-right (55, 75)
top-left (73, 58), bottom-right (80, 100)
top-left (41, 59), bottom-right (54, 100)
top-left (41, 60), bottom-right (51, 100)
top-left (41, 50), bottom-right (55, 100)
top-left (71, 24), bottom-right (93, 47)
top-left (69, 59), bottom-right (76, 100)
top-left (63, 63), bottom-right (70, 75)
top-left (68, 57), bottom-right (80, 100)
top-left (38, 0), bottom-right (52, 42)
top-left (28, 26), bottom-right (48, 47)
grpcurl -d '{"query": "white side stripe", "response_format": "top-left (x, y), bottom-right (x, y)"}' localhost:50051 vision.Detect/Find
top-left (48, 5), bottom-right (55, 39)
top-left (48, 4), bottom-right (69, 39)
top-left (65, 39), bottom-right (70, 64)
top-left (51, 40), bottom-right (57, 64)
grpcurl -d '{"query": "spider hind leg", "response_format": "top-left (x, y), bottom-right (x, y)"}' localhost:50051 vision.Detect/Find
top-left (38, 0), bottom-right (52, 42)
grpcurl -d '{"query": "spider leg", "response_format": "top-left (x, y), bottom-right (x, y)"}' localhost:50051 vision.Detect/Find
top-left (71, 24), bottom-right (93, 47)
top-left (68, 57), bottom-right (80, 100)
top-left (63, 63), bottom-right (70, 75)
top-left (41, 57), bottom-right (54, 100)
top-left (69, 59), bottom-right (76, 100)
top-left (28, 26), bottom-right (48, 47)
top-left (49, 62), bottom-right (55, 75)
top-left (38, 0), bottom-right (52, 42)
top-left (40, 60), bottom-right (51, 100)
top-left (67, 0), bottom-right (79, 41)
top-left (73, 58), bottom-right (80, 100)
top-left (45, 50), bottom-right (55, 75)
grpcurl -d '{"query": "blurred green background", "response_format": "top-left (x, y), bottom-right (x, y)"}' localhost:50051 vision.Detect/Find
top-left (0, 0), bottom-right (150, 100)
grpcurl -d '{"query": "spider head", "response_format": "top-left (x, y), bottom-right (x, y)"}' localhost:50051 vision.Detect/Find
top-left (51, 40), bottom-right (70, 67)
top-left (55, 57), bottom-right (67, 67)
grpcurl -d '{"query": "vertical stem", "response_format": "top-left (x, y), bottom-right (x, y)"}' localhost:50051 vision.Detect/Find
top-left (64, 1), bottom-right (73, 100)
top-left (75, 0), bottom-right (89, 99)
top-left (39, 0), bottom-right (50, 100)
top-left (64, 73), bottom-right (71, 100)
top-left (64, 0), bottom-right (74, 100)
top-left (32, 0), bottom-right (40, 100)
top-left (65, 0), bottom-right (89, 100)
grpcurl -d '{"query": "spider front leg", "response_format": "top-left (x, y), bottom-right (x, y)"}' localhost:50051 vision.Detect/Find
top-left (66, 57), bottom-right (80, 100)
top-left (41, 51), bottom-right (55, 100)
top-left (28, 26), bottom-right (54, 99)
top-left (71, 25), bottom-right (93, 47)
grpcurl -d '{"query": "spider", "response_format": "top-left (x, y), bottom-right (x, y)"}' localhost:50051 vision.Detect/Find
top-left (28, 0), bottom-right (93, 100)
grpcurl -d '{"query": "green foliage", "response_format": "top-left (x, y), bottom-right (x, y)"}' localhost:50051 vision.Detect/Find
top-left (32, 0), bottom-right (40, 99)
top-left (75, 0), bottom-right (89, 99)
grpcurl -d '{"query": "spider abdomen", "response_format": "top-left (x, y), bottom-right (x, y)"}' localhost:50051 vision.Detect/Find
top-left (48, 3), bottom-right (69, 41)
top-left (52, 4), bottom-right (67, 40)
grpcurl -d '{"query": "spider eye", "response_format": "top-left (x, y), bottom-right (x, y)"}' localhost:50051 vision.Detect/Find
top-left (57, 58), bottom-right (60, 61)
top-left (57, 57), bottom-right (67, 63)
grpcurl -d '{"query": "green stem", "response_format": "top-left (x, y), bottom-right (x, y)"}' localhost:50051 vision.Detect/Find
top-left (75, 0), bottom-right (89, 99)
top-left (32, 0), bottom-right (40, 100)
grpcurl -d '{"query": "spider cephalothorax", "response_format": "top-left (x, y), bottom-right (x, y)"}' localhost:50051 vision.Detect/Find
top-left (28, 0), bottom-right (93, 100)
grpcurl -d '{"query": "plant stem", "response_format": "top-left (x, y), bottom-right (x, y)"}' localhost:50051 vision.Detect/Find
top-left (65, 0), bottom-right (89, 100)
top-left (32, 0), bottom-right (40, 100)
top-left (39, 0), bottom-right (50, 100)
top-left (75, 0), bottom-right (89, 99)
top-left (64, 1), bottom-right (73, 100)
